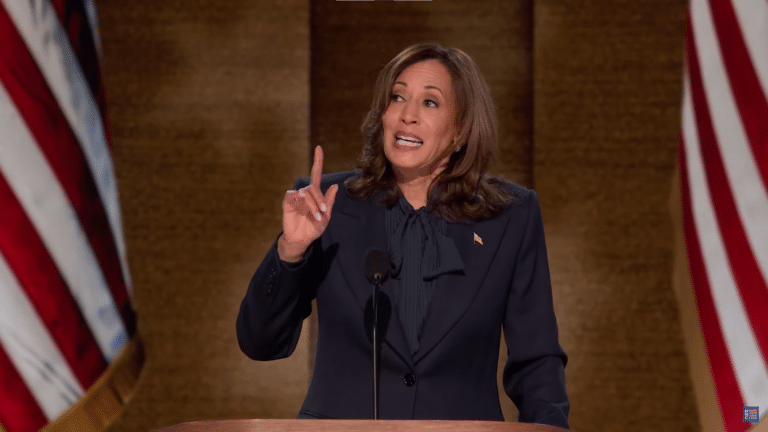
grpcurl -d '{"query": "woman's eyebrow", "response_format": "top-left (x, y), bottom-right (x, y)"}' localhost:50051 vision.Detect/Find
top-left (393, 81), bottom-right (444, 95)
top-left (424, 85), bottom-right (444, 95)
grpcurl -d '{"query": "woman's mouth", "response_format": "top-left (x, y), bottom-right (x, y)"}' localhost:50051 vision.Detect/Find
top-left (395, 133), bottom-right (423, 147)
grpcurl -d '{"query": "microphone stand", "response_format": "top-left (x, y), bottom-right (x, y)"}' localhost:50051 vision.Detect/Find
top-left (364, 249), bottom-right (388, 420)
top-left (372, 272), bottom-right (381, 420)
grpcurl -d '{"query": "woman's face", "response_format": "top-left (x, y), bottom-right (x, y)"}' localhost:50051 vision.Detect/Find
top-left (382, 60), bottom-right (459, 182)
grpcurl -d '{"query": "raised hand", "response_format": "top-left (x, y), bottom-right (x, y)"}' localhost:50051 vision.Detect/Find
top-left (277, 146), bottom-right (339, 262)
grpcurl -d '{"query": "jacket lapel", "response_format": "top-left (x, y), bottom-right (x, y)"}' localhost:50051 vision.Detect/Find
top-left (413, 213), bottom-right (509, 364)
top-left (326, 191), bottom-right (413, 367)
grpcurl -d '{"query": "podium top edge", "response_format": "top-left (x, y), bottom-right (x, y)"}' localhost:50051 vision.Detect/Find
top-left (152, 419), bottom-right (572, 432)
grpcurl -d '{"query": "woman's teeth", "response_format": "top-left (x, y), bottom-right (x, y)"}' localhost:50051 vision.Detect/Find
top-left (396, 137), bottom-right (423, 147)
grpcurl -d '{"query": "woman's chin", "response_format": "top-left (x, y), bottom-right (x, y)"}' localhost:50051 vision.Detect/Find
top-left (390, 164), bottom-right (437, 183)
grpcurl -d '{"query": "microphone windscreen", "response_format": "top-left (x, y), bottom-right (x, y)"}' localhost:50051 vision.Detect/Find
top-left (364, 249), bottom-right (389, 284)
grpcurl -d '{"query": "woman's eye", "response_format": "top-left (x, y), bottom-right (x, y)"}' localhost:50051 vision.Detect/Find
top-left (424, 99), bottom-right (438, 108)
top-left (391, 94), bottom-right (405, 102)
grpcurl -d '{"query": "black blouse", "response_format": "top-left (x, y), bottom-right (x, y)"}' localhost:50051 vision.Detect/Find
top-left (384, 197), bottom-right (464, 353)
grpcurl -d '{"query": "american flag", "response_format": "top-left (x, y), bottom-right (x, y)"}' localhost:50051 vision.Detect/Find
top-left (473, 232), bottom-right (483, 246)
top-left (0, 0), bottom-right (135, 430)
top-left (679, 0), bottom-right (768, 430)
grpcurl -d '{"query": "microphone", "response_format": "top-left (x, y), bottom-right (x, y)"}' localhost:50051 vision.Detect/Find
top-left (364, 249), bottom-right (389, 285)
top-left (364, 249), bottom-right (389, 420)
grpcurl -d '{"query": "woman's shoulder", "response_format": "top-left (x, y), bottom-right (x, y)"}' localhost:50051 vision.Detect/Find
top-left (480, 177), bottom-right (542, 226)
top-left (487, 177), bottom-right (537, 207)
top-left (292, 170), bottom-right (360, 191)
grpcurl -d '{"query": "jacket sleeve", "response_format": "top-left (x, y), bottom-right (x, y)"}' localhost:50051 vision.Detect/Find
top-left (236, 237), bottom-right (318, 360)
top-left (502, 190), bottom-right (570, 428)
top-left (236, 176), bottom-right (318, 361)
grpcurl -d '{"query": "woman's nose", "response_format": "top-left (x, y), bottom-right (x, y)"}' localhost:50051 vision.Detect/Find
top-left (400, 101), bottom-right (419, 124)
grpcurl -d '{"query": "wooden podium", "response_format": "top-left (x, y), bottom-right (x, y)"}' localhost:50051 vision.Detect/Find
top-left (153, 419), bottom-right (572, 432)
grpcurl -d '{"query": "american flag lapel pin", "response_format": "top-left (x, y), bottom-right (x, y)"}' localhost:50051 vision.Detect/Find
top-left (473, 232), bottom-right (483, 246)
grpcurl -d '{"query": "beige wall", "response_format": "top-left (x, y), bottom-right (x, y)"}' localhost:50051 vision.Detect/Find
top-left (98, 0), bottom-right (698, 431)
top-left (534, 0), bottom-right (696, 430)
top-left (99, 1), bottom-right (311, 431)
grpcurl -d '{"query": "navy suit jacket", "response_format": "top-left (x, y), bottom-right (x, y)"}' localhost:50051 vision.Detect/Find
top-left (236, 171), bottom-right (569, 428)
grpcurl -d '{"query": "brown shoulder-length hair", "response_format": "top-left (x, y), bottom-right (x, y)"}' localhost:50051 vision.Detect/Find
top-left (345, 43), bottom-right (514, 223)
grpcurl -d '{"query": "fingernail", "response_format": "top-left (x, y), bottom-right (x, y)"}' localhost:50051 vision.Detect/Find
top-left (320, 203), bottom-right (327, 212)
top-left (315, 212), bottom-right (322, 222)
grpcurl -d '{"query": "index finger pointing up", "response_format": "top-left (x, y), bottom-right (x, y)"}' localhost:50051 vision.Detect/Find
top-left (311, 145), bottom-right (324, 188)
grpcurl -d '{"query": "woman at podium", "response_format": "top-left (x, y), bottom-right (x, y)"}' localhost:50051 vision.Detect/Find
top-left (236, 43), bottom-right (570, 429)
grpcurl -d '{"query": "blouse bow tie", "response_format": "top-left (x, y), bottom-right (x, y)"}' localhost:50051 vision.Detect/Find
top-left (387, 198), bottom-right (465, 281)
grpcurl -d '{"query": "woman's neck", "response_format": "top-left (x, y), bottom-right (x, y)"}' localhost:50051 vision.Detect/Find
top-left (396, 173), bottom-right (433, 210)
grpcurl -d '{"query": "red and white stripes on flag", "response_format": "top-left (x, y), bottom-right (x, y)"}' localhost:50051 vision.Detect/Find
top-left (0, 1), bottom-right (134, 430)
top-left (680, 0), bottom-right (768, 429)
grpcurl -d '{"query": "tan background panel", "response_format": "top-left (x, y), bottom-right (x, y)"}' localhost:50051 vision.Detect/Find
top-left (534, 0), bottom-right (697, 430)
top-left (99, 1), bottom-right (311, 431)
top-left (311, 0), bottom-right (534, 185)
top-left (310, 0), bottom-right (533, 422)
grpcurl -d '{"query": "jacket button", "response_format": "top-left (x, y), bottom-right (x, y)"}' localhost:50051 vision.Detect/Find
top-left (403, 373), bottom-right (416, 387)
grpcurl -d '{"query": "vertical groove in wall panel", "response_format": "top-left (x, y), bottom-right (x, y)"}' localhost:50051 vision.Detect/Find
top-left (533, 0), bottom-right (697, 430)
top-left (97, 0), bottom-right (310, 430)
top-left (310, 0), bottom-right (532, 422)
